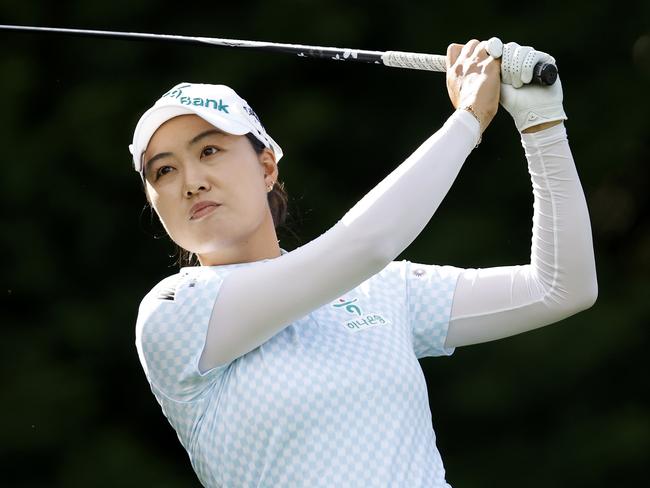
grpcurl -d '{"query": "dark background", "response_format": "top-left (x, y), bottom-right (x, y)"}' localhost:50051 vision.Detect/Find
top-left (1, 1), bottom-right (648, 486)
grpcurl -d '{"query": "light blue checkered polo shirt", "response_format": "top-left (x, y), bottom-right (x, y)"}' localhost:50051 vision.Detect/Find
top-left (135, 254), bottom-right (461, 487)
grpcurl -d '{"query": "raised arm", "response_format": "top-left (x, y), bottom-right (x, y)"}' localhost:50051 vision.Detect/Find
top-left (445, 121), bottom-right (597, 348)
top-left (200, 40), bottom-right (500, 370)
top-left (445, 42), bottom-right (597, 348)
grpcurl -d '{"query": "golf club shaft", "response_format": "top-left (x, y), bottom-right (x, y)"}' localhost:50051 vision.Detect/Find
top-left (0, 24), bottom-right (558, 85)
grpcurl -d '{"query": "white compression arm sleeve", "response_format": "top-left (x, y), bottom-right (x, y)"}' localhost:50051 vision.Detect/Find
top-left (445, 123), bottom-right (598, 348)
top-left (200, 110), bottom-right (480, 371)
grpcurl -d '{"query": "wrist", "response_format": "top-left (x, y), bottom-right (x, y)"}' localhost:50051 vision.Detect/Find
top-left (511, 103), bottom-right (567, 133)
top-left (458, 105), bottom-right (483, 147)
top-left (522, 120), bottom-right (563, 133)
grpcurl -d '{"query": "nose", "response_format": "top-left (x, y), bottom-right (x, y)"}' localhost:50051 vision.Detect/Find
top-left (185, 183), bottom-right (208, 198)
top-left (183, 162), bottom-right (211, 198)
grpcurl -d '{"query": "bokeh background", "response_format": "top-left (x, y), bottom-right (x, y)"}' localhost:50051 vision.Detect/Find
top-left (1, 1), bottom-right (648, 486)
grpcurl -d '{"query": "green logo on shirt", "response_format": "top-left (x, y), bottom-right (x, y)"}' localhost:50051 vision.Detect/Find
top-left (333, 297), bottom-right (362, 316)
top-left (333, 297), bottom-right (390, 332)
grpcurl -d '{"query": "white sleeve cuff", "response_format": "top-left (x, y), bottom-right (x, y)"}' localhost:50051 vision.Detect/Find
top-left (451, 109), bottom-right (481, 148)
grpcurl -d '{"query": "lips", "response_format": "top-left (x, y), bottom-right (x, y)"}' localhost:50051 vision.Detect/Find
top-left (189, 200), bottom-right (220, 220)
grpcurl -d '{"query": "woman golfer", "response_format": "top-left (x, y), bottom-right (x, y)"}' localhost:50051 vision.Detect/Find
top-left (131, 39), bottom-right (597, 487)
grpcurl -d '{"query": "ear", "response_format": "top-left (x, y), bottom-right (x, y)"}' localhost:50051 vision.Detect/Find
top-left (259, 148), bottom-right (279, 185)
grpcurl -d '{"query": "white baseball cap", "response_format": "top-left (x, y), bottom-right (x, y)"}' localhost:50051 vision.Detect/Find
top-left (129, 82), bottom-right (283, 175)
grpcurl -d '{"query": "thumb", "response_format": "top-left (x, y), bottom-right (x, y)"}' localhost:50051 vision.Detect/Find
top-left (486, 37), bottom-right (503, 59)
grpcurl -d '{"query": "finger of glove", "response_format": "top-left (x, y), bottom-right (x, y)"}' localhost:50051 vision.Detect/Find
top-left (501, 42), bottom-right (518, 86)
top-left (501, 74), bottom-right (565, 108)
top-left (521, 50), bottom-right (555, 84)
top-left (511, 45), bottom-right (534, 88)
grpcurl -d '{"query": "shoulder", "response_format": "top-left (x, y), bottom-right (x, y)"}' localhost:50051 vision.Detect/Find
top-left (144, 272), bottom-right (186, 303)
top-left (136, 269), bottom-right (202, 330)
top-left (371, 260), bottom-right (464, 297)
top-left (134, 268), bottom-right (227, 349)
top-left (372, 260), bottom-right (458, 281)
top-left (135, 272), bottom-right (185, 340)
top-left (373, 259), bottom-right (408, 280)
top-left (139, 266), bottom-right (230, 308)
top-left (134, 268), bottom-right (232, 399)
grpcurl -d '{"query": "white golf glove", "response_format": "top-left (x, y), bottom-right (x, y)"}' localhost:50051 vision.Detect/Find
top-left (487, 38), bottom-right (568, 132)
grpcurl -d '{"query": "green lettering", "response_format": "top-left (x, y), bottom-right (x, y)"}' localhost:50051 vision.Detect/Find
top-left (217, 99), bottom-right (230, 113)
top-left (203, 99), bottom-right (230, 113)
top-left (193, 98), bottom-right (204, 107)
top-left (162, 84), bottom-right (190, 99)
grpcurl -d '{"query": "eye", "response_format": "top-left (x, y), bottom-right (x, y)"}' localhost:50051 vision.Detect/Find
top-left (154, 165), bottom-right (174, 180)
top-left (201, 146), bottom-right (220, 158)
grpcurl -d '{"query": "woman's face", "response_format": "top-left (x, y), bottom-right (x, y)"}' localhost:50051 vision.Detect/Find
top-left (143, 114), bottom-right (278, 258)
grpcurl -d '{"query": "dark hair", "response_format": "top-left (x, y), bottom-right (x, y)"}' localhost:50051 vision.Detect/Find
top-left (173, 132), bottom-right (289, 267)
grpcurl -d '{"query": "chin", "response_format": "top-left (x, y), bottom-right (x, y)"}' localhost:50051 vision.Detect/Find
top-left (175, 215), bottom-right (261, 254)
top-left (183, 234), bottom-right (244, 255)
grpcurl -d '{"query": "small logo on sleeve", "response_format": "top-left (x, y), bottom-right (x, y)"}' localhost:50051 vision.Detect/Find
top-left (156, 285), bottom-right (176, 301)
top-left (155, 275), bottom-right (195, 301)
top-left (332, 296), bottom-right (390, 333)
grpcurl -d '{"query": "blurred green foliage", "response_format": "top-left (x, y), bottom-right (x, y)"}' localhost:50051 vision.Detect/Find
top-left (1, 0), bottom-right (648, 486)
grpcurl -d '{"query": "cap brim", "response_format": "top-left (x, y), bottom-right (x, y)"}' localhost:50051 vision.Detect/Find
top-left (131, 105), bottom-right (252, 172)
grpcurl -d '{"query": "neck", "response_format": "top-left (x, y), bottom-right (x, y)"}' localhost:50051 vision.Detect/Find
top-left (197, 211), bottom-right (282, 266)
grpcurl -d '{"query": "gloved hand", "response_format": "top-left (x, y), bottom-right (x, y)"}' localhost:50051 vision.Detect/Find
top-left (487, 38), bottom-right (568, 132)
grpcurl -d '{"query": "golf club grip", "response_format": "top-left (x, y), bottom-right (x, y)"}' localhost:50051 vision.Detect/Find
top-left (382, 51), bottom-right (558, 85)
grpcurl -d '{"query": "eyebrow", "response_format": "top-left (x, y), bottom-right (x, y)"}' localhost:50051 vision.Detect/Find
top-left (143, 129), bottom-right (227, 179)
top-left (189, 128), bottom-right (226, 146)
